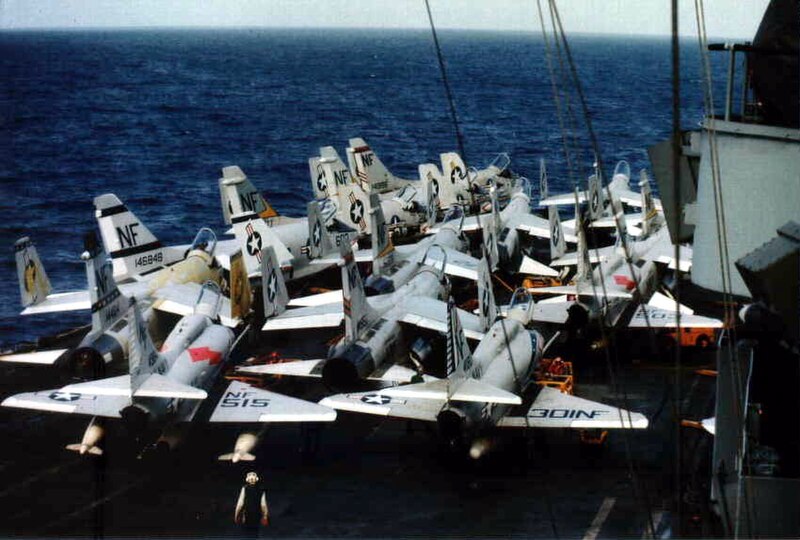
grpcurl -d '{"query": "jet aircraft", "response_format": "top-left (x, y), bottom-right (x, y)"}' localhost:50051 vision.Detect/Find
top-left (2, 281), bottom-right (335, 458)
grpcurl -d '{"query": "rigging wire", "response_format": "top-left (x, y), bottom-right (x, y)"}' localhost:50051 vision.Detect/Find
top-left (545, 1), bottom-right (657, 534)
top-left (670, 0), bottom-right (683, 532)
top-left (692, 1), bottom-right (752, 535)
top-left (423, 0), bottom-right (468, 164)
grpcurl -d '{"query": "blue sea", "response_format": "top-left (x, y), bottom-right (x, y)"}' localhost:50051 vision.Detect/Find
top-left (0, 28), bottom-right (728, 344)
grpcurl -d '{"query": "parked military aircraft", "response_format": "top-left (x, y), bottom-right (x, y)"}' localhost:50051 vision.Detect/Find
top-left (320, 272), bottom-right (648, 458)
top-left (5, 231), bottom-right (251, 377)
top-left (310, 146), bottom-right (427, 235)
top-left (530, 190), bottom-right (720, 330)
top-left (237, 236), bottom-right (493, 388)
top-left (2, 281), bottom-right (335, 458)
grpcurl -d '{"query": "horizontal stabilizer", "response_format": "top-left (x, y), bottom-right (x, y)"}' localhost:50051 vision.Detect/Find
top-left (218, 452), bottom-right (255, 462)
top-left (383, 378), bottom-right (521, 405)
top-left (540, 192), bottom-right (586, 207)
top-left (519, 255), bottom-right (559, 277)
top-left (209, 381), bottom-right (336, 423)
top-left (398, 297), bottom-right (485, 341)
top-left (66, 443), bottom-right (103, 456)
top-left (550, 245), bottom-right (617, 267)
top-left (238, 360), bottom-right (433, 384)
top-left (135, 374), bottom-right (208, 399)
top-left (514, 214), bottom-right (578, 243)
top-left (0, 349), bottom-right (68, 365)
top-left (498, 386), bottom-right (648, 429)
top-left (20, 291), bottom-right (91, 315)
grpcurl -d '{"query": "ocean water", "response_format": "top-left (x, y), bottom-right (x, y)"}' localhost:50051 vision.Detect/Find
top-left (0, 28), bottom-right (727, 344)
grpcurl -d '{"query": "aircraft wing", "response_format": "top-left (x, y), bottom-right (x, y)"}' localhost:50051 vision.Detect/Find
top-left (614, 189), bottom-right (663, 210)
top-left (0, 349), bottom-right (68, 365)
top-left (497, 386), bottom-right (648, 429)
top-left (412, 247), bottom-right (480, 281)
top-left (645, 243), bottom-right (693, 272)
top-left (2, 389), bottom-right (129, 418)
top-left (382, 378), bottom-right (521, 405)
top-left (550, 245), bottom-right (617, 267)
top-left (261, 303), bottom-right (344, 331)
top-left (209, 381), bottom-right (336, 423)
top-left (310, 248), bottom-right (373, 265)
top-left (20, 291), bottom-right (91, 315)
top-left (320, 390), bottom-right (443, 422)
top-left (539, 192), bottom-right (586, 207)
top-left (398, 297), bottom-right (485, 340)
top-left (426, 213), bottom-right (489, 234)
top-left (513, 214), bottom-right (578, 243)
top-left (60, 374), bottom-right (207, 399)
top-left (150, 283), bottom-right (241, 328)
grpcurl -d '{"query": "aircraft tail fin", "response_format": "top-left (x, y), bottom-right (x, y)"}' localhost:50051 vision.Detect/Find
top-left (336, 181), bottom-right (370, 234)
top-left (639, 170), bottom-right (656, 237)
top-left (307, 200), bottom-right (336, 259)
top-left (83, 231), bottom-right (129, 333)
top-left (347, 137), bottom-right (394, 193)
top-left (420, 163), bottom-right (443, 217)
top-left (548, 205), bottom-right (566, 260)
top-left (445, 297), bottom-right (472, 393)
top-left (539, 158), bottom-right (549, 201)
top-left (483, 186), bottom-right (501, 270)
top-left (128, 299), bottom-right (169, 393)
top-left (575, 188), bottom-right (591, 282)
top-left (340, 242), bottom-right (374, 342)
top-left (261, 245), bottom-right (289, 319)
top-left (369, 193), bottom-right (394, 276)
top-left (229, 249), bottom-right (252, 321)
top-left (587, 172), bottom-right (605, 221)
top-left (231, 211), bottom-right (292, 276)
top-left (440, 152), bottom-right (470, 208)
top-left (219, 166), bottom-right (279, 226)
top-left (15, 237), bottom-right (51, 308)
top-left (94, 193), bottom-right (175, 278)
top-left (477, 254), bottom-right (498, 331)
top-left (309, 156), bottom-right (333, 200)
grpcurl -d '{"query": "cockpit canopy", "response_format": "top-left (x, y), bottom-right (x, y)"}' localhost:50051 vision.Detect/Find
top-left (191, 227), bottom-right (217, 257)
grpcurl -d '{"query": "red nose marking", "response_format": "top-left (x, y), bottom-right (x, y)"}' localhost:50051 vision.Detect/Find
top-left (188, 347), bottom-right (222, 365)
top-left (613, 274), bottom-right (636, 290)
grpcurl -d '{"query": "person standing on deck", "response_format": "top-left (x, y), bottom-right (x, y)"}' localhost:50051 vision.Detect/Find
top-left (234, 471), bottom-right (269, 536)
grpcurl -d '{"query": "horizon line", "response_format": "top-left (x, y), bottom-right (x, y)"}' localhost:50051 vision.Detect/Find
top-left (0, 24), bottom-right (752, 42)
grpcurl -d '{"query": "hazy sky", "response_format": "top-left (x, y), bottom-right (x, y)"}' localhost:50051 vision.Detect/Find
top-left (0, 0), bottom-right (770, 39)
